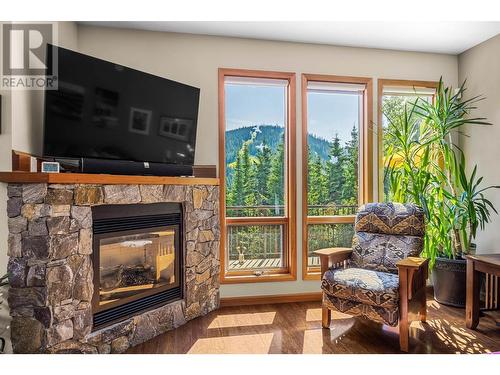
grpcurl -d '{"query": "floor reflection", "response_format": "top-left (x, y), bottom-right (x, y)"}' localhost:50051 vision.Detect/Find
top-left (208, 312), bottom-right (276, 329)
top-left (127, 295), bottom-right (500, 354)
top-left (188, 333), bottom-right (275, 354)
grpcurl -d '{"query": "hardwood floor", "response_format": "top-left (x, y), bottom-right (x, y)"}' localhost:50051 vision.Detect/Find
top-left (127, 291), bottom-right (500, 354)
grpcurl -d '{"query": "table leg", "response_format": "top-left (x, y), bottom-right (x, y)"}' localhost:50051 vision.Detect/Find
top-left (466, 259), bottom-right (480, 329)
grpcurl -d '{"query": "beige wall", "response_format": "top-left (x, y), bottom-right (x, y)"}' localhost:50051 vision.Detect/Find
top-left (1, 23), bottom-right (459, 298)
top-left (0, 22), bottom-right (78, 276)
top-left (77, 25), bottom-right (458, 297)
top-left (458, 34), bottom-right (500, 254)
top-left (0, 23), bottom-right (13, 277)
top-left (11, 22), bottom-right (79, 154)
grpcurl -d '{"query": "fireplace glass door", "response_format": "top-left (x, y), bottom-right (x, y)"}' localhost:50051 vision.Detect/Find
top-left (95, 225), bottom-right (180, 312)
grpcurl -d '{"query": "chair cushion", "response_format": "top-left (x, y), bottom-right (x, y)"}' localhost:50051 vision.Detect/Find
top-left (321, 267), bottom-right (400, 309)
top-left (322, 294), bottom-right (399, 326)
top-left (350, 231), bottom-right (423, 274)
top-left (355, 202), bottom-right (425, 237)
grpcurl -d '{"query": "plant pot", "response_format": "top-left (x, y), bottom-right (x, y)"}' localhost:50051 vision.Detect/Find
top-left (238, 253), bottom-right (245, 265)
top-left (432, 256), bottom-right (467, 308)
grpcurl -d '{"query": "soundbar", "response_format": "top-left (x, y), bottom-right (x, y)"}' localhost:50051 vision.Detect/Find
top-left (53, 157), bottom-right (193, 177)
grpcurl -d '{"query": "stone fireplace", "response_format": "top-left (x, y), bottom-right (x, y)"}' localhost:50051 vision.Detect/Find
top-left (5, 180), bottom-right (220, 353)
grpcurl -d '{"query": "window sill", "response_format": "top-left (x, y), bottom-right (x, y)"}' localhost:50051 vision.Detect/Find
top-left (220, 271), bottom-right (296, 284)
top-left (302, 271), bottom-right (321, 281)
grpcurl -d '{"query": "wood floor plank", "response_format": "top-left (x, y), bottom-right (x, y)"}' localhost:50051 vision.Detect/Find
top-left (127, 290), bottom-right (500, 354)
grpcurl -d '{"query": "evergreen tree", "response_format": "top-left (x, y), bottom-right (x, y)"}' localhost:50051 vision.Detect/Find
top-left (255, 142), bottom-right (272, 206)
top-left (227, 133), bottom-right (258, 216)
top-left (326, 133), bottom-right (345, 205)
top-left (307, 150), bottom-right (318, 206)
top-left (308, 152), bottom-right (327, 208)
top-left (240, 138), bottom-right (256, 210)
top-left (342, 125), bottom-right (359, 206)
top-left (227, 151), bottom-right (244, 208)
top-left (267, 141), bottom-right (285, 214)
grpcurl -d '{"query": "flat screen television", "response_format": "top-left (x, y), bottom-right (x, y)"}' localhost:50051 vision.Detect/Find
top-left (43, 44), bottom-right (200, 167)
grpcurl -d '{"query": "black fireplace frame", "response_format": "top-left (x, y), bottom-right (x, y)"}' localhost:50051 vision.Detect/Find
top-left (91, 203), bottom-right (184, 330)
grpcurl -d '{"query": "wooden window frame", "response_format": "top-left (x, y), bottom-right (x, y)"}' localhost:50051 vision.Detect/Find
top-left (218, 68), bottom-right (297, 284)
top-left (377, 79), bottom-right (438, 200)
top-left (301, 74), bottom-right (373, 280)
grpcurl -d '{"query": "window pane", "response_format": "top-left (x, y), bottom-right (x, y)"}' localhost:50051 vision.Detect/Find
top-left (382, 94), bottom-right (433, 201)
top-left (224, 79), bottom-right (286, 217)
top-left (307, 223), bottom-right (354, 268)
top-left (226, 225), bottom-right (284, 270)
top-left (306, 89), bottom-right (360, 216)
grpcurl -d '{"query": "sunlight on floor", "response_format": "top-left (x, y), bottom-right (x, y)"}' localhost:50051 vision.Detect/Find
top-left (306, 308), bottom-right (353, 322)
top-left (302, 317), bottom-right (355, 354)
top-left (306, 308), bottom-right (322, 322)
top-left (411, 321), bottom-right (426, 331)
top-left (427, 300), bottom-right (441, 310)
top-left (207, 312), bottom-right (276, 329)
top-left (331, 311), bottom-right (354, 320)
top-left (302, 329), bottom-right (326, 354)
top-left (302, 318), bottom-right (355, 354)
top-left (427, 319), bottom-right (491, 354)
top-left (187, 333), bottom-right (275, 354)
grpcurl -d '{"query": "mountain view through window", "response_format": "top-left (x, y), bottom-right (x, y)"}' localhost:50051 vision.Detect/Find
top-left (223, 77), bottom-right (289, 272)
top-left (305, 85), bottom-right (361, 268)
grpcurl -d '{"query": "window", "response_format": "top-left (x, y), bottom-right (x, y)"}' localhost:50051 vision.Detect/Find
top-left (218, 69), bottom-right (296, 283)
top-left (302, 74), bottom-right (373, 279)
top-left (377, 79), bottom-right (437, 201)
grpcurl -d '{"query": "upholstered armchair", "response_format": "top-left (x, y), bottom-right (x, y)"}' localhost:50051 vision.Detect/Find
top-left (314, 202), bottom-right (428, 352)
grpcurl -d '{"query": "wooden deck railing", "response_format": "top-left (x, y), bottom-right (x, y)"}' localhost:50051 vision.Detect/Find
top-left (225, 204), bottom-right (356, 266)
top-left (226, 204), bottom-right (357, 217)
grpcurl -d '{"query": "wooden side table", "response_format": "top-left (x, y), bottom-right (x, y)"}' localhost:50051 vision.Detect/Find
top-left (466, 254), bottom-right (500, 329)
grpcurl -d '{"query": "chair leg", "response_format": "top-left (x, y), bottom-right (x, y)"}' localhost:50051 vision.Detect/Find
top-left (398, 267), bottom-right (410, 352)
top-left (322, 306), bottom-right (331, 329)
top-left (398, 320), bottom-right (409, 352)
top-left (419, 291), bottom-right (427, 323)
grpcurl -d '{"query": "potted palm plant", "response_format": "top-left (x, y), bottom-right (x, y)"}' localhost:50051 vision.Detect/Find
top-left (384, 78), bottom-right (499, 307)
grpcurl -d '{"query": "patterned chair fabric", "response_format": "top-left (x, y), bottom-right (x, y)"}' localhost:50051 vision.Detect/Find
top-left (351, 232), bottom-right (423, 274)
top-left (323, 293), bottom-right (400, 326)
top-left (351, 203), bottom-right (425, 274)
top-left (321, 268), bottom-right (400, 326)
top-left (354, 202), bottom-right (425, 237)
top-left (321, 202), bottom-right (425, 327)
top-left (322, 268), bottom-right (399, 309)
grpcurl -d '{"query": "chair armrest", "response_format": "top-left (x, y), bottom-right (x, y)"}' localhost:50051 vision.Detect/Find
top-left (396, 257), bottom-right (428, 269)
top-left (313, 247), bottom-right (352, 278)
top-left (397, 257), bottom-right (429, 300)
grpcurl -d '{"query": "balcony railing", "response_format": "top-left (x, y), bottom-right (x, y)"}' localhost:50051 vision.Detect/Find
top-left (225, 204), bottom-right (357, 270)
top-left (226, 204), bottom-right (357, 217)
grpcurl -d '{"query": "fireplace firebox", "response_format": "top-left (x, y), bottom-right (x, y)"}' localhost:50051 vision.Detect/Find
top-left (91, 203), bottom-right (183, 330)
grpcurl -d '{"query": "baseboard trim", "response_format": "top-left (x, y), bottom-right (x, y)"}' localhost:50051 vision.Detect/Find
top-left (219, 292), bottom-right (322, 307)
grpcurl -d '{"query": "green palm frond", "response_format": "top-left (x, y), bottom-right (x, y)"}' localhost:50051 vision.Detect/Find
top-left (383, 78), bottom-right (498, 265)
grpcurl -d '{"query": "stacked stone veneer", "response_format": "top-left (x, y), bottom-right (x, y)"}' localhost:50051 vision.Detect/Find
top-left (6, 182), bottom-right (220, 353)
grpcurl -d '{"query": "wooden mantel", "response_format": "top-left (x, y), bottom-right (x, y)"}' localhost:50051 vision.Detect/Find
top-left (0, 171), bottom-right (219, 186)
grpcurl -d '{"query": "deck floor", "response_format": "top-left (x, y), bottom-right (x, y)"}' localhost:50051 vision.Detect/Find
top-left (228, 256), bottom-right (320, 270)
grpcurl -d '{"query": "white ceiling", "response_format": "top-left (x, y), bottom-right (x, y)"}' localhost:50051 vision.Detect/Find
top-left (81, 21), bottom-right (500, 54)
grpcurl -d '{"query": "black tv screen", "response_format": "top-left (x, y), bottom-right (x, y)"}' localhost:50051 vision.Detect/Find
top-left (44, 44), bottom-right (200, 166)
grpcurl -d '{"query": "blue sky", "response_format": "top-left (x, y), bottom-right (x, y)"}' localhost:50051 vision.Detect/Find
top-left (307, 91), bottom-right (359, 143)
top-left (225, 84), bottom-right (286, 130)
top-left (225, 84), bottom-right (359, 144)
